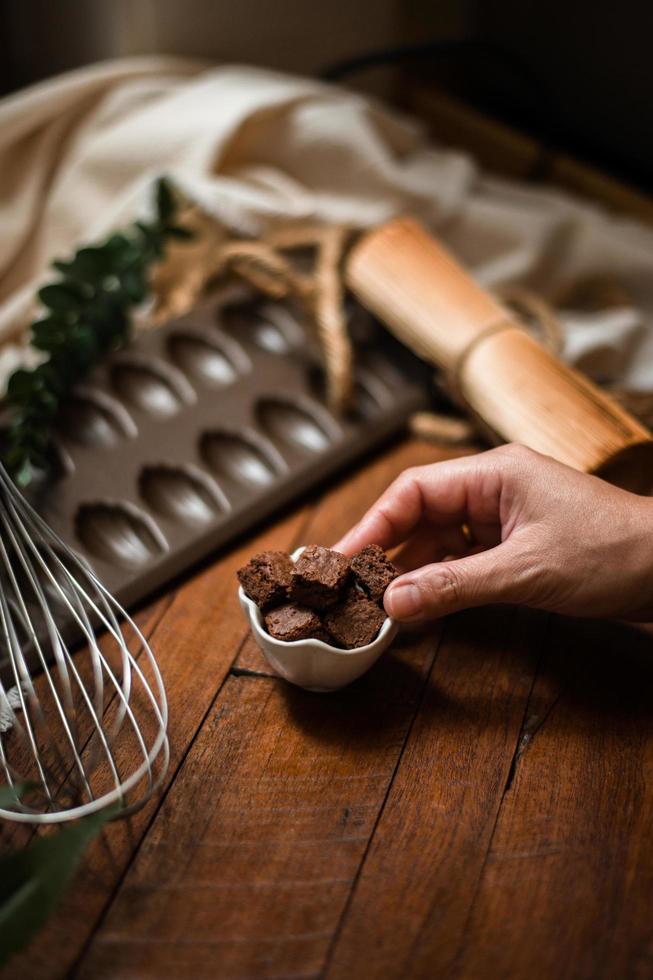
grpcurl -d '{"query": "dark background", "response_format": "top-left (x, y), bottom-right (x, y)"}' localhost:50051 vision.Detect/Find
top-left (1, 0), bottom-right (651, 192)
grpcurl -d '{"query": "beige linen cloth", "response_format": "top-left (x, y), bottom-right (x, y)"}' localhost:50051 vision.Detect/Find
top-left (2, 55), bottom-right (653, 392)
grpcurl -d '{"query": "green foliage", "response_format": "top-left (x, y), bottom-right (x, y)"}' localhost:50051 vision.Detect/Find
top-left (0, 801), bottom-right (116, 966)
top-left (0, 783), bottom-right (32, 809)
top-left (4, 177), bottom-right (192, 486)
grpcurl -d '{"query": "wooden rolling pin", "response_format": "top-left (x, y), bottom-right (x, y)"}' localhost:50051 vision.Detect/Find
top-left (346, 217), bottom-right (653, 493)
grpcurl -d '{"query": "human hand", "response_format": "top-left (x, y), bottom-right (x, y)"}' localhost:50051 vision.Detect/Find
top-left (335, 445), bottom-right (653, 623)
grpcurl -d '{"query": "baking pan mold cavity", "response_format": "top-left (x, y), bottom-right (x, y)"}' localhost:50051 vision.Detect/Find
top-left (75, 501), bottom-right (167, 567)
top-left (200, 430), bottom-right (285, 487)
top-left (57, 391), bottom-right (136, 448)
top-left (220, 301), bottom-right (304, 354)
top-left (255, 397), bottom-right (336, 453)
top-left (110, 357), bottom-right (194, 417)
top-left (0, 424), bottom-right (74, 481)
top-left (139, 463), bottom-right (228, 525)
top-left (166, 331), bottom-right (245, 388)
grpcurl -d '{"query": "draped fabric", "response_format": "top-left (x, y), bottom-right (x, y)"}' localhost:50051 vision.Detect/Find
top-left (2, 56), bottom-right (653, 391)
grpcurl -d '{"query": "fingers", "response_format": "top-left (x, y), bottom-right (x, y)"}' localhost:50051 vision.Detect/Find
top-left (335, 466), bottom-right (427, 555)
top-left (392, 521), bottom-right (470, 573)
top-left (335, 452), bottom-right (505, 556)
top-left (384, 541), bottom-right (532, 622)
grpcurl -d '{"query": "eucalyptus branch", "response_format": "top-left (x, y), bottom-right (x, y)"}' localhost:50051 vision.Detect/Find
top-left (4, 178), bottom-right (192, 487)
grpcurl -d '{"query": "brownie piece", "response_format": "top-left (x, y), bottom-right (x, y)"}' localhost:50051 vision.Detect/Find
top-left (290, 545), bottom-right (351, 609)
top-left (237, 550), bottom-right (293, 609)
top-left (264, 603), bottom-right (328, 642)
top-left (324, 588), bottom-right (386, 649)
top-left (351, 544), bottom-right (398, 604)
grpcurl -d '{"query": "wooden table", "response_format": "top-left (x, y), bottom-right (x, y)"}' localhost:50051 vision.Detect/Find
top-left (4, 436), bottom-right (653, 980)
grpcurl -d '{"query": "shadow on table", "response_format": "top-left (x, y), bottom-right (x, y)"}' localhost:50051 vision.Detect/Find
top-left (539, 614), bottom-right (653, 727)
top-left (279, 626), bottom-right (452, 749)
top-left (280, 606), bottom-right (653, 747)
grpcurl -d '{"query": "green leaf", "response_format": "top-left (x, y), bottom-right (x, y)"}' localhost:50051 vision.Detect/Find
top-left (31, 318), bottom-right (69, 353)
top-left (136, 221), bottom-right (167, 257)
top-left (69, 322), bottom-right (98, 361)
top-left (0, 805), bottom-right (117, 966)
top-left (156, 177), bottom-right (175, 223)
top-left (38, 283), bottom-right (85, 314)
top-left (34, 361), bottom-right (66, 397)
top-left (121, 269), bottom-right (147, 304)
top-left (134, 220), bottom-right (157, 245)
top-left (4, 172), bottom-right (193, 486)
top-left (8, 457), bottom-right (31, 488)
top-left (54, 246), bottom-right (111, 282)
top-left (0, 783), bottom-right (31, 809)
top-left (103, 232), bottom-right (132, 256)
top-left (6, 370), bottom-right (38, 405)
top-left (166, 225), bottom-right (194, 241)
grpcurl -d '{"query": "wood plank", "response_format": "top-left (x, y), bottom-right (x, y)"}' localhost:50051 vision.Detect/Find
top-left (232, 631), bottom-right (278, 676)
top-left (71, 439), bottom-right (460, 978)
top-left (74, 633), bottom-right (442, 979)
top-left (5, 437), bottom-right (459, 978)
top-left (324, 605), bottom-right (549, 979)
top-left (1, 503), bottom-right (312, 980)
top-left (450, 615), bottom-right (653, 980)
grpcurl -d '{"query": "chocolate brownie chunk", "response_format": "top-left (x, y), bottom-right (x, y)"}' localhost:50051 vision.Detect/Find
top-left (324, 588), bottom-right (386, 649)
top-left (351, 544), bottom-right (398, 603)
top-left (290, 545), bottom-right (351, 609)
top-left (264, 603), bottom-right (328, 642)
top-left (237, 550), bottom-right (293, 609)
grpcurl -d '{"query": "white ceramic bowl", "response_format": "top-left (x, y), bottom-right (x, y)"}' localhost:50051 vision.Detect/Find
top-left (238, 547), bottom-right (398, 692)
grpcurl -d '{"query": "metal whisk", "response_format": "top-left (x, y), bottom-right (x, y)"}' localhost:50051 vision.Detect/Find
top-left (0, 464), bottom-right (168, 823)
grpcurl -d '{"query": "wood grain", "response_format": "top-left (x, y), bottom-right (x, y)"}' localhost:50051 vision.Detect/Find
top-left (76, 632), bottom-right (442, 979)
top-left (0, 502), bottom-right (312, 980)
top-left (0, 437), bottom-right (450, 979)
top-left (5, 78), bottom-right (653, 980)
top-left (3, 437), bottom-right (653, 980)
top-left (450, 615), bottom-right (653, 980)
top-left (73, 438), bottom-right (453, 978)
top-left (325, 606), bottom-right (549, 979)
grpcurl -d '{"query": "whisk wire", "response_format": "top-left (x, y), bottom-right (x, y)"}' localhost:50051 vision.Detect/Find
top-left (0, 463), bottom-right (169, 823)
top-left (0, 506), bottom-right (98, 801)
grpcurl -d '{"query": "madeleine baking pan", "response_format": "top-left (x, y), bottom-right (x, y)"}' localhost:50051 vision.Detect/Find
top-left (18, 287), bottom-right (429, 610)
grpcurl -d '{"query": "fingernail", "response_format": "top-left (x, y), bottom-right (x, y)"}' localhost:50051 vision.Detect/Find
top-left (386, 582), bottom-right (421, 620)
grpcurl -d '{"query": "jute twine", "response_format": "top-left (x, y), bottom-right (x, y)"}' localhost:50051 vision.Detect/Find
top-left (152, 212), bottom-right (354, 412)
top-left (412, 286), bottom-right (566, 447)
top-left (151, 214), bottom-right (653, 444)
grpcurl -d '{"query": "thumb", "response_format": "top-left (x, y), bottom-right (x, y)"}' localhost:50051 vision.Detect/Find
top-left (384, 544), bottom-right (529, 621)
